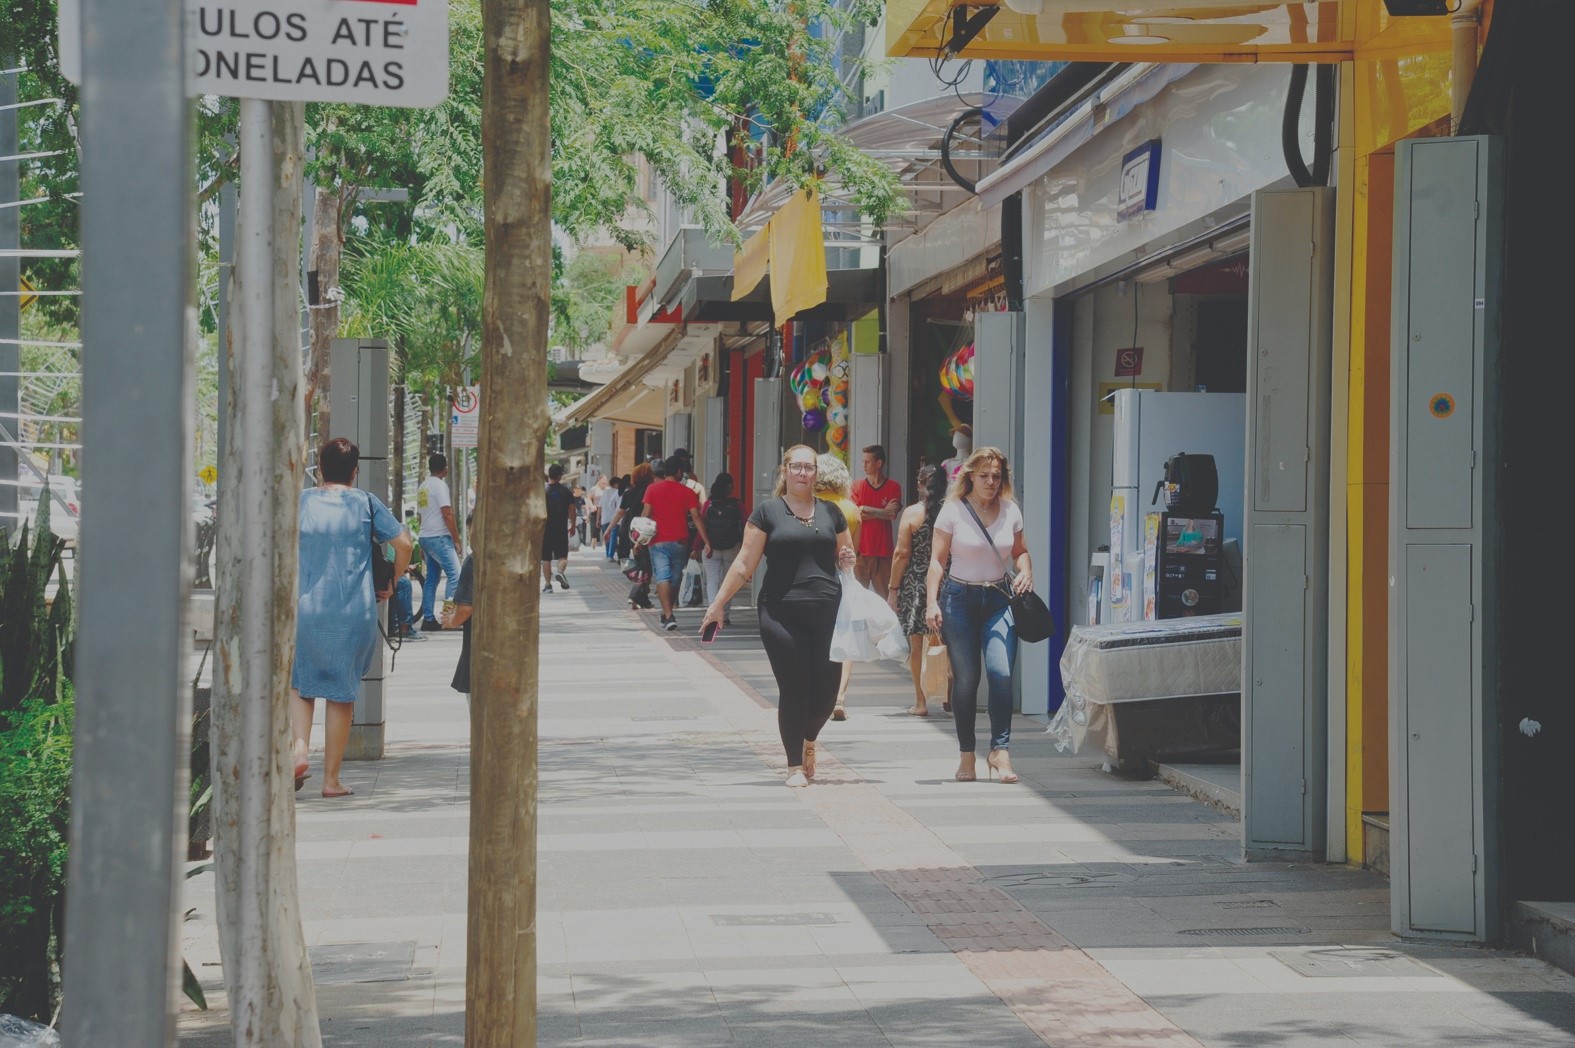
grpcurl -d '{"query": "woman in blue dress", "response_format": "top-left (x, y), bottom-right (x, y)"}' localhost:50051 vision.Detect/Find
top-left (292, 437), bottom-right (413, 797)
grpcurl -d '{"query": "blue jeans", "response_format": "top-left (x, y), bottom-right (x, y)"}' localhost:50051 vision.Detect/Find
top-left (648, 540), bottom-right (688, 586)
top-left (420, 534), bottom-right (462, 621)
top-left (393, 576), bottom-right (414, 628)
top-left (604, 522), bottom-right (620, 559)
top-left (938, 578), bottom-right (1017, 752)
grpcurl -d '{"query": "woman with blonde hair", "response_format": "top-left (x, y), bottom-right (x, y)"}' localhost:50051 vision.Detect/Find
top-left (702, 445), bottom-right (855, 786)
top-left (924, 447), bottom-right (1033, 783)
top-left (814, 452), bottom-right (861, 721)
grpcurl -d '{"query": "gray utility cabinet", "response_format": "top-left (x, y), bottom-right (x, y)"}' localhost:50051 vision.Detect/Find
top-left (1389, 136), bottom-right (1503, 943)
top-left (973, 311), bottom-right (1028, 712)
top-left (329, 337), bottom-right (391, 760)
top-left (1242, 187), bottom-right (1334, 861)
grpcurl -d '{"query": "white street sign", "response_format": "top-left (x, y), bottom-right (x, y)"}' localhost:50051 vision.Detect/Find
top-left (59, 0), bottom-right (450, 108)
top-left (451, 384), bottom-right (479, 448)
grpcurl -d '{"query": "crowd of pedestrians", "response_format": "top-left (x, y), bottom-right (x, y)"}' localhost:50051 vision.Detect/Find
top-left (287, 433), bottom-right (1034, 796)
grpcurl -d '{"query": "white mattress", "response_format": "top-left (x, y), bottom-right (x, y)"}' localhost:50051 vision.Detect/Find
top-left (1047, 613), bottom-right (1242, 757)
top-left (1059, 613), bottom-right (1242, 706)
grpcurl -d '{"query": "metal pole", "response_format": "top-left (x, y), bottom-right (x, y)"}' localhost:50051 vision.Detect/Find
top-left (0, 63), bottom-right (18, 528)
top-left (218, 140), bottom-right (235, 464)
top-left (62, 0), bottom-right (193, 1041)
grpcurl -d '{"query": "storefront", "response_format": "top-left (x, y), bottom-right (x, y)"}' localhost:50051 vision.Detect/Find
top-left (973, 62), bottom-right (1339, 871)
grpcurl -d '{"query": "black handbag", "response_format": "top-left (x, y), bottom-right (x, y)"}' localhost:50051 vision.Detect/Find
top-left (960, 500), bottom-right (1057, 644)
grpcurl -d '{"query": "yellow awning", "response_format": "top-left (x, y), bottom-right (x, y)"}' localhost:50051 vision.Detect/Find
top-left (884, 1), bottom-right (1456, 65)
top-left (731, 187), bottom-right (829, 327)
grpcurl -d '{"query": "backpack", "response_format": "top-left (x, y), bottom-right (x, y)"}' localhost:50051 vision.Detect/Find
top-left (704, 498), bottom-right (743, 550)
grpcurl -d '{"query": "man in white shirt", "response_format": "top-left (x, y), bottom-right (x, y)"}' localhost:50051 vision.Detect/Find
top-left (417, 453), bottom-right (463, 630)
top-left (599, 478), bottom-right (623, 559)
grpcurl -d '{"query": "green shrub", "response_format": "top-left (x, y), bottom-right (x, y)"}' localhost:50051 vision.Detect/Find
top-left (0, 517), bottom-right (75, 1021)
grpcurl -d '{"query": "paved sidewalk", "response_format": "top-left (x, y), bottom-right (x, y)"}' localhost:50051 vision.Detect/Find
top-left (178, 551), bottom-right (1575, 1046)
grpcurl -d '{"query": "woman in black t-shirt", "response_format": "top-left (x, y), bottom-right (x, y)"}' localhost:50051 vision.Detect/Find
top-left (702, 445), bottom-right (855, 787)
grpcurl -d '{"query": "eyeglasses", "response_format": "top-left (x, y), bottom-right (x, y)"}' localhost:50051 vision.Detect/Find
top-left (786, 463), bottom-right (817, 474)
top-left (975, 472), bottom-right (1003, 482)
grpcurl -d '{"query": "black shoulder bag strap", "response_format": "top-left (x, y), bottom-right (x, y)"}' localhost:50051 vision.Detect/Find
top-left (959, 498), bottom-right (1015, 591)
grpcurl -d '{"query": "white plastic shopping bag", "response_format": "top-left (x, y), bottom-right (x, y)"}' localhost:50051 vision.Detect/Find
top-left (678, 558), bottom-right (702, 605)
top-left (829, 571), bottom-right (907, 662)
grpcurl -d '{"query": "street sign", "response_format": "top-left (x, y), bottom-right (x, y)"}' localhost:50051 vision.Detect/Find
top-left (451, 384), bottom-right (479, 448)
top-left (199, 464), bottom-right (219, 485)
top-left (18, 277), bottom-right (37, 312)
top-left (59, 0), bottom-right (450, 108)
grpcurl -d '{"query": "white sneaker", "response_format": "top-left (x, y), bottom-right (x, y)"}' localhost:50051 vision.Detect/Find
top-left (554, 572), bottom-right (570, 590)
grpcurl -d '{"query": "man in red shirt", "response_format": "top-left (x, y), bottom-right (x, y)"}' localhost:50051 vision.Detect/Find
top-left (850, 444), bottom-right (901, 599)
top-left (641, 457), bottom-right (711, 630)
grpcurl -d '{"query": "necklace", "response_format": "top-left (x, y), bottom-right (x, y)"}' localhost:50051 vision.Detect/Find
top-left (783, 497), bottom-right (818, 531)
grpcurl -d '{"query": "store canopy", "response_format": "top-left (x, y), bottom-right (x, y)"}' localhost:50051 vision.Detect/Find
top-left (736, 93), bottom-right (1021, 248)
top-left (686, 268), bottom-right (884, 325)
top-left (556, 327), bottom-right (681, 427)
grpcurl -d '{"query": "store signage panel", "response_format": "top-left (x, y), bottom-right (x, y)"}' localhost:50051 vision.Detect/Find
top-left (59, 0), bottom-right (450, 107)
top-left (1118, 139), bottom-right (1162, 221)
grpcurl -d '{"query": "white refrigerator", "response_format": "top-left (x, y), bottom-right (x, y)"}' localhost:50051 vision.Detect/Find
top-left (1105, 389), bottom-right (1246, 622)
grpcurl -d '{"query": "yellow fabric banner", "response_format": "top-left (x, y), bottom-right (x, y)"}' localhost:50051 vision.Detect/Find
top-left (768, 188), bottom-right (828, 326)
top-left (732, 223), bottom-right (770, 301)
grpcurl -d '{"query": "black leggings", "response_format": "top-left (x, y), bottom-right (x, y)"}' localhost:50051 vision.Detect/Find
top-left (757, 597), bottom-right (841, 767)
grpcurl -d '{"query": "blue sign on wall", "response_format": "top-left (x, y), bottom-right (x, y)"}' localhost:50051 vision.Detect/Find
top-left (1118, 139), bottom-right (1162, 221)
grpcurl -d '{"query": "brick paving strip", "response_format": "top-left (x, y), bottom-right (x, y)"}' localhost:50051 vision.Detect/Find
top-left (662, 632), bottom-right (1203, 1047)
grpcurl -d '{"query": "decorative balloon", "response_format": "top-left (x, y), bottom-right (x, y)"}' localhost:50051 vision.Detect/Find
top-left (802, 408), bottom-right (827, 432)
top-left (939, 342), bottom-right (975, 401)
top-left (828, 404), bottom-right (849, 428)
top-left (799, 388), bottom-right (823, 411)
top-left (828, 424), bottom-right (847, 448)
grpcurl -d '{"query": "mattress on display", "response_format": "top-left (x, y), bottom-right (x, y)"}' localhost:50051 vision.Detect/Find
top-left (1048, 613), bottom-right (1242, 763)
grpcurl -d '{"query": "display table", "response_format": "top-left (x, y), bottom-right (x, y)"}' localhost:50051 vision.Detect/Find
top-left (1048, 613), bottom-right (1242, 765)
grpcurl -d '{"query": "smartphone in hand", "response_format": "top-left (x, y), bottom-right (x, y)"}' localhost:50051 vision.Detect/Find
top-left (701, 621), bottom-right (721, 643)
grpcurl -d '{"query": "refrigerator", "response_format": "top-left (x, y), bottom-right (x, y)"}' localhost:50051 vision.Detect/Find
top-left (1105, 389), bottom-right (1245, 623)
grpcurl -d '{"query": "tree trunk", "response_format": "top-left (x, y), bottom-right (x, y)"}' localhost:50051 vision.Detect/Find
top-left (468, 0), bottom-right (547, 1043)
top-left (307, 183), bottom-right (344, 442)
top-left (211, 98), bottom-right (322, 1048)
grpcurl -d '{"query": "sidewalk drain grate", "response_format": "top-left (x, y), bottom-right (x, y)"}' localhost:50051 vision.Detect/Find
top-left (1179, 926), bottom-right (1310, 937)
top-left (308, 941), bottom-right (416, 984)
top-left (1270, 948), bottom-right (1440, 978)
top-left (629, 715), bottom-right (700, 722)
top-left (1216, 900), bottom-right (1279, 909)
top-left (710, 913), bottom-right (840, 927)
top-left (988, 871), bottom-right (1134, 888)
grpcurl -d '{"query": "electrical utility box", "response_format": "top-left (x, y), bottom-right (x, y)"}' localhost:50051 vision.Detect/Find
top-left (1242, 187), bottom-right (1334, 862)
top-left (329, 338), bottom-right (391, 760)
top-left (1389, 136), bottom-right (1504, 943)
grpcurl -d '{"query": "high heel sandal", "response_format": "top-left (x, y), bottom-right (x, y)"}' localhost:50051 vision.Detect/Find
top-left (955, 753), bottom-right (977, 782)
top-left (802, 741), bottom-right (817, 779)
top-left (987, 749), bottom-right (1019, 783)
top-left (785, 767), bottom-right (809, 788)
